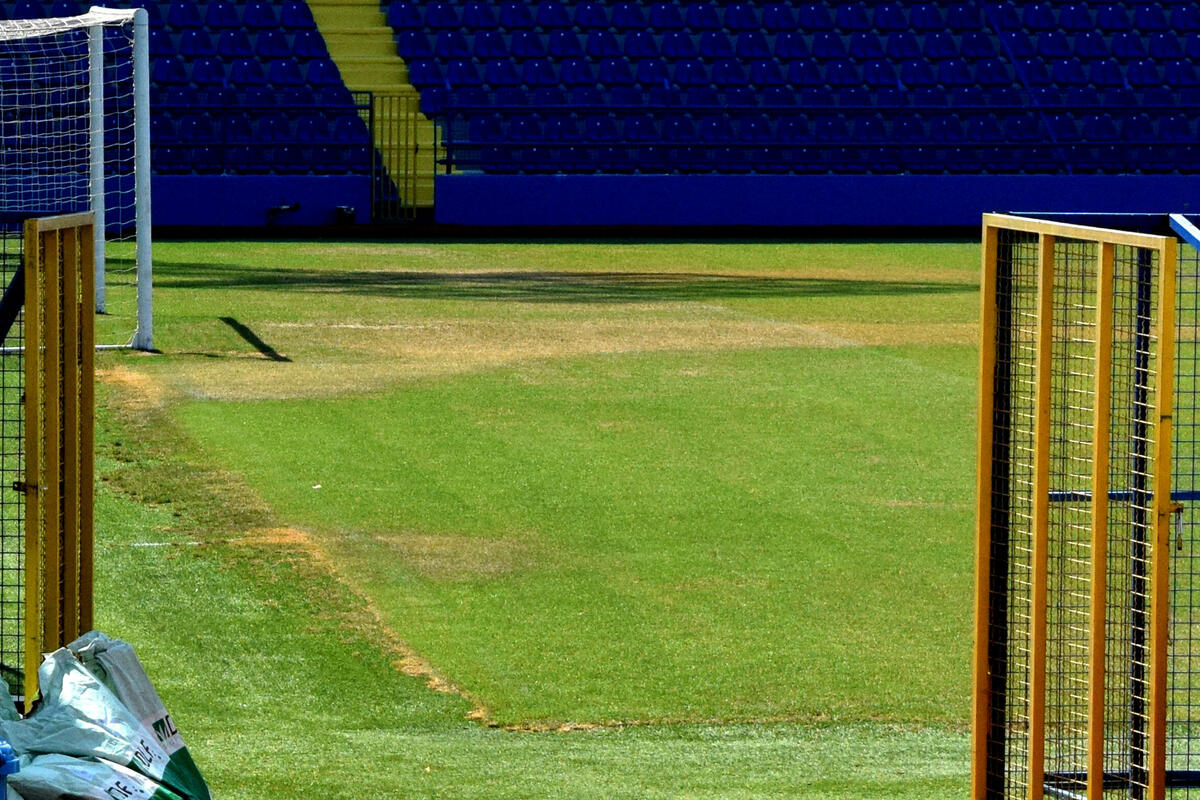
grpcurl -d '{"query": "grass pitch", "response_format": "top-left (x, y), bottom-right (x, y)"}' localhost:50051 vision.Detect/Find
top-left (93, 239), bottom-right (979, 797)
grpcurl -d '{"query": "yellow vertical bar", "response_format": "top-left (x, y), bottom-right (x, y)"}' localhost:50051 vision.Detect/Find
top-left (972, 222), bottom-right (1000, 800)
top-left (21, 219), bottom-right (40, 710)
top-left (79, 223), bottom-right (93, 633)
top-left (1149, 238), bottom-right (1177, 800)
top-left (41, 229), bottom-right (60, 652)
top-left (1088, 242), bottom-right (1116, 798)
top-left (60, 225), bottom-right (78, 643)
top-left (1028, 232), bottom-right (1056, 800)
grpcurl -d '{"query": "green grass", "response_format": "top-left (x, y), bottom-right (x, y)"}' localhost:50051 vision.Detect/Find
top-left (90, 239), bottom-right (979, 796)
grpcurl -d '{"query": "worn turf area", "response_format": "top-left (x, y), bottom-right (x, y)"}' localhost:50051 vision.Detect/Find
top-left (92, 239), bottom-right (978, 796)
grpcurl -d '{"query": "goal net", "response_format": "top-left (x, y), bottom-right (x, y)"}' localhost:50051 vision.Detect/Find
top-left (0, 6), bottom-right (151, 352)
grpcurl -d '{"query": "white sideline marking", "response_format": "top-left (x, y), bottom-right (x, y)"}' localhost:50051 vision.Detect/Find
top-left (127, 541), bottom-right (202, 548)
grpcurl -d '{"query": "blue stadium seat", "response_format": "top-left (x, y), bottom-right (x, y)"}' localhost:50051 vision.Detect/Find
top-left (395, 31), bottom-right (432, 59)
top-left (586, 30), bottom-right (621, 58)
top-left (1165, 59), bottom-right (1199, 87)
top-left (684, 2), bottom-right (722, 31)
top-left (387, 2), bottom-right (422, 29)
top-left (166, 0), bottom-right (202, 30)
top-left (836, 3), bottom-right (872, 32)
top-left (899, 59), bottom-right (936, 88)
top-left (796, 3), bottom-right (834, 31)
top-left (736, 32), bottom-right (770, 60)
top-left (961, 31), bottom-right (996, 59)
top-left (204, 0), bottom-right (239, 30)
top-left (1017, 58), bottom-right (1051, 86)
top-left (1072, 32), bottom-right (1108, 60)
top-left (775, 32), bottom-right (808, 59)
top-left (1149, 33), bottom-right (1184, 59)
top-left (886, 32), bottom-right (921, 60)
top-left (462, 1), bottom-right (497, 28)
top-left (575, 1), bottom-right (609, 29)
top-left (425, 2), bottom-right (461, 31)
top-left (445, 59), bottom-right (482, 88)
top-left (625, 31), bottom-right (659, 58)
top-left (1022, 2), bottom-right (1057, 31)
top-left (256, 30), bottom-right (293, 61)
top-left (547, 31), bottom-right (582, 58)
top-left (1037, 32), bottom-right (1071, 60)
top-left (687, 87), bottom-right (720, 106)
top-left (862, 59), bottom-right (898, 88)
top-left (1089, 58), bottom-right (1125, 88)
top-left (1134, 4), bottom-right (1169, 31)
top-left (673, 58), bottom-right (709, 87)
top-left (560, 58), bottom-right (595, 87)
top-left (1059, 4), bottom-right (1093, 31)
top-left (306, 59), bottom-right (343, 88)
top-left (522, 58), bottom-right (558, 88)
top-left (217, 30), bottom-right (254, 60)
top-left (724, 2), bottom-right (759, 32)
top-left (510, 30), bottom-right (545, 58)
top-left (484, 58), bottom-right (521, 88)
top-left (848, 33), bottom-right (884, 60)
top-left (786, 59), bottom-right (821, 88)
top-left (1001, 31), bottom-right (1035, 58)
top-left (179, 30), bottom-right (215, 59)
top-left (151, 55), bottom-right (188, 86)
top-left (938, 60), bottom-right (972, 88)
top-left (947, 3), bottom-right (984, 29)
top-left (872, 2), bottom-right (908, 32)
top-left (191, 57), bottom-right (226, 87)
top-left (987, 1), bottom-right (1021, 31)
top-left (281, 1), bottom-right (317, 31)
top-left (244, 2), bottom-right (279, 30)
top-left (909, 3), bottom-right (945, 32)
top-left (149, 28), bottom-right (174, 59)
top-left (1096, 4), bottom-right (1133, 31)
top-left (612, 1), bottom-right (647, 31)
top-left (536, 0), bottom-right (571, 29)
top-left (699, 31), bottom-right (734, 59)
top-left (269, 58), bottom-right (306, 89)
top-left (1173, 5), bottom-right (1200, 33)
top-left (825, 60), bottom-right (860, 88)
top-left (1128, 59), bottom-right (1162, 87)
top-left (761, 2), bottom-right (795, 32)
top-left (648, 2), bottom-right (685, 31)
top-left (711, 58), bottom-right (747, 88)
top-left (405, 58), bottom-right (441, 88)
top-left (499, 1), bottom-right (535, 29)
top-left (812, 32), bottom-right (847, 59)
top-left (636, 58), bottom-right (670, 87)
top-left (598, 57), bottom-right (635, 87)
top-left (923, 32), bottom-right (958, 60)
top-left (749, 59), bottom-right (785, 88)
top-left (1111, 32), bottom-right (1147, 59)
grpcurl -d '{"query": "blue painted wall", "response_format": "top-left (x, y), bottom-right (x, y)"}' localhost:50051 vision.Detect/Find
top-left (152, 175), bottom-right (372, 228)
top-left (435, 175), bottom-right (1200, 227)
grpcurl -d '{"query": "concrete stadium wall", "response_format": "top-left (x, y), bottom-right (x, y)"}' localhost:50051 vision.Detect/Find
top-left (153, 176), bottom-right (372, 228)
top-left (435, 175), bottom-right (1200, 227)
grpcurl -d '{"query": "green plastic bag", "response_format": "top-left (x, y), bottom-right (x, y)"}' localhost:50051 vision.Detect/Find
top-left (69, 632), bottom-right (210, 800)
top-left (0, 650), bottom-right (199, 799)
top-left (8, 754), bottom-right (183, 800)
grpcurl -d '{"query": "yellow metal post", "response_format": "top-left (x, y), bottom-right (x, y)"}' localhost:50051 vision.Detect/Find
top-left (1149, 237), bottom-right (1178, 800)
top-left (1028, 232), bottom-right (1056, 800)
top-left (972, 222), bottom-right (1000, 799)
top-left (1088, 242), bottom-right (1116, 797)
top-left (21, 219), bottom-right (40, 709)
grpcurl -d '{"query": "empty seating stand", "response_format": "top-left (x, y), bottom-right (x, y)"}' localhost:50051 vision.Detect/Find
top-left (384, 0), bottom-right (1200, 176)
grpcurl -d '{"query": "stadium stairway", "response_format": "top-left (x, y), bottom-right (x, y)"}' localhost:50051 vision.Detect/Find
top-left (308, 0), bottom-right (435, 208)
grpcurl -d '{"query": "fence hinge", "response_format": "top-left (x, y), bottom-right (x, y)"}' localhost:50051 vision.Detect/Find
top-left (11, 481), bottom-right (35, 494)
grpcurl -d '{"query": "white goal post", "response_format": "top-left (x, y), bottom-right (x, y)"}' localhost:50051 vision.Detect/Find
top-left (0, 6), bottom-right (151, 350)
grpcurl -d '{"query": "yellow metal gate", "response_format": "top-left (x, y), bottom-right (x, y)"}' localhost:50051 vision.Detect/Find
top-left (21, 212), bottom-right (94, 706)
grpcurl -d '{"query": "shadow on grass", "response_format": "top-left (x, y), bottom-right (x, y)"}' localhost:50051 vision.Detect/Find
top-left (153, 262), bottom-right (973, 304)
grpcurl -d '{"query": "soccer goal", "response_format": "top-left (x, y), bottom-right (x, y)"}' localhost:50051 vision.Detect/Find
top-left (972, 212), bottom-right (1200, 799)
top-left (0, 6), bottom-right (151, 351)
